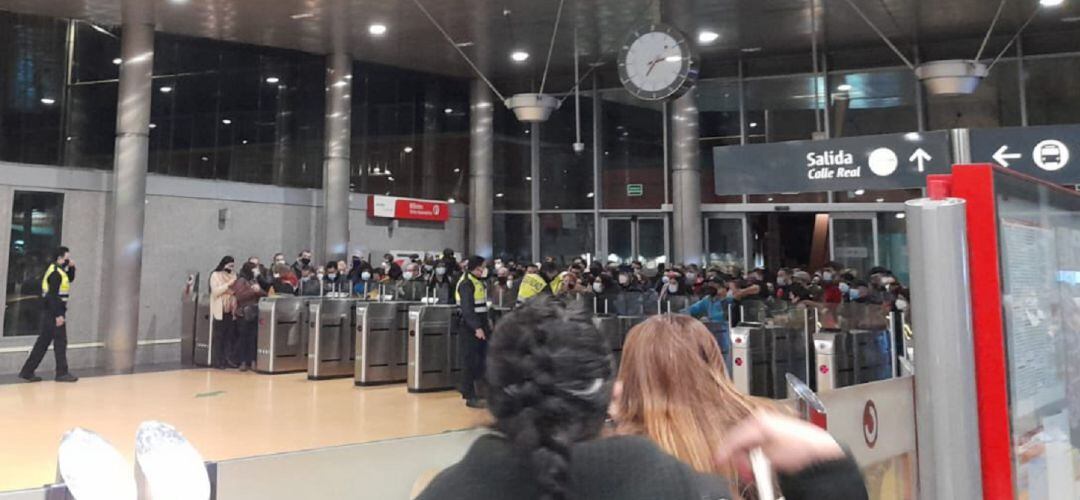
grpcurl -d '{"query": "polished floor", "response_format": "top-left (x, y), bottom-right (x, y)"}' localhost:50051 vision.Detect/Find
top-left (0, 369), bottom-right (487, 492)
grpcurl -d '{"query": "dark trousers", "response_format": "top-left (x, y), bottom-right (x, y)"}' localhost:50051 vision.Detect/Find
top-left (458, 321), bottom-right (490, 400)
top-left (21, 314), bottom-right (69, 376)
top-left (234, 314), bottom-right (258, 365)
top-left (212, 314), bottom-right (236, 368)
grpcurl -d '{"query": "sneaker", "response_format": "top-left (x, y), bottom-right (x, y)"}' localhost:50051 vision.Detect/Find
top-left (239, 364), bottom-right (249, 372)
top-left (55, 373), bottom-right (79, 383)
top-left (19, 373), bottom-right (42, 383)
top-left (465, 398), bottom-right (487, 409)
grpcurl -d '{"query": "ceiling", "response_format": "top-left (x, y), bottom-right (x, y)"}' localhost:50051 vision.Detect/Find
top-left (2, 0), bottom-right (1079, 88)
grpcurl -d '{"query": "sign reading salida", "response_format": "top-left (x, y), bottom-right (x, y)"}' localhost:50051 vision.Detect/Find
top-left (367, 195), bottom-right (450, 222)
top-left (806, 150), bottom-right (860, 179)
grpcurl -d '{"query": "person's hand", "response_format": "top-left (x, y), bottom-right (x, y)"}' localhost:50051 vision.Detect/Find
top-left (607, 381), bottom-right (624, 421)
top-left (474, 328), bottom-right (486, 341)
top-left (715, 411), bottom-right (844, 480)
top-left (56, 316), bottom-right (65, 328)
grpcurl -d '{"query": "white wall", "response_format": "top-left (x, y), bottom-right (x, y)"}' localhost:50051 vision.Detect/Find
top-left (0, 162), bottom-right (466, 374)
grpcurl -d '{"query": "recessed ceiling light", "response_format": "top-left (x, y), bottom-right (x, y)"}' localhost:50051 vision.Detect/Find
top-left (1041, 0), bottom-right (1064, 7)
top-left (112, 58), bottom-right (122, 65)
top-left (403, 146), bottom-right (414, 153)
top-left (201, 156), bottom-right (209, 162)
top-left (148, 123), bottom-right (157, 129)
top-left (697, 30), bottom-right (719, 44)
top-left (160, 86), bottom-right (173, 93)
top-left (895, 213), bottom-right (906, 219)
top-left (290, 12), bottom-right (315, 19)
top-left (448, 198), bottom-right (456, 204)
top-left (749, 122), bottom-right (758, 128)
top-left (368, 23), bottom-right (387, 36)
top-left (221, 119), bottom-right (232, 125)
top-left (496, 193), bottom-right (505, 198)
top-left (741, 47), bottom-right (762, 53)
top-left (40, 98), bottom-right (56, 105)
top-left (876, 198), bottom-right (885, 203)
top-left (453, 168), bottom-right (461, 173)
top-left (265, 76), bottom-right (280, 84)
top-left (586, 192), bottom-right (595, 198)
top-left (444, 108), bottom-right (453, 114)
top-left (854, 189), bottom-right (866, 196)
top-left (511, 50), bottom-right (530, 62)
top-left (388, 176), bottom-right (395, 182)
top-left (525, 176), bottom-right (532, 181)
top-left (837, 83), bottom-right (853, 92)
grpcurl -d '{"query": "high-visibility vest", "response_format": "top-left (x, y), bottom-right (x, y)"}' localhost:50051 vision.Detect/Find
top-left (41, 264), bottom-right (71, 302)
top-left (552, 272), bottom-right (568, 294)
top-left (517, 273), bottom-right (549, 302)
top-left (455, 273), bottom-right (488, 313)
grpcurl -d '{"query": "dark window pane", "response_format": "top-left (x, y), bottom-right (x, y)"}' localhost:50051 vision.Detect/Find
top-left (540, 214), bottom-right (595, 266)
top-left (600, 90), bottom-right (664, 209)
top-left (0, 11), bottom-right (66, 166)
top-left (744, 75), bottom-right (823, 143)
top-left (5, 191), bottom-right (64, 337)
top-left (830, 69), bottom-right (917, 137)
top-left (493, 213), bottom-right (531, 262)
top-left (64, 81), bottom-right (117, 169)
top-left (540, 95), bottom-right (594, 210)
top-left (1025, 55), bottom-right (1080, 126)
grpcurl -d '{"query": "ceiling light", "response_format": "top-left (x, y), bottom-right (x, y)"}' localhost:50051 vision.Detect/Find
top-left (586, 192), bottom-right (595, 198)
top-left (368, 23), bottom-right (387, 36)
top-left (403, 146), bottom-right (414, 153)
top-left (1041, 0), bottom-right (1064, 6)
top-left (290, 12), bottom-right (315, 19)
top-left (525, 176), bottom-right (532, 181)
top-left (242, 139), bottom-right (248, 144)
top-left (448, 198), bottom-right (456, 204)
top-left (749, 122), bottom-right (758, 128)
top-left (148, 123), bottom-right (156, 129)
top-left (201, 156), bottom-right (209, 162)
top-left (454, 41), bottom-right (475, 48)
top-left (221, 119), bottom-right (232, 125)
top-left (496, 193), bottom-right (505, 198)
top-left (444, 108), bottom-right (453, 114)
top-left (511, 50), bottom-right (530, 62)
top-left (160, 86), bottom-right (173, 93)
top-left (40, 98), bottom-right (56, 105)
top-left (697, 30), bottom-right (719, 44)
top-left (453, 168), bottom-right (461, 173)
top-left (265, 76), bottom-right (280, 84)
top-left (895, 213), bottom-right (906, 219)
top-left (837, 84), bottom-right (853, 92)
top-left (741, 47), bottom-right (762, 53)
top-left (388, 176), bottom-right (395, 182)
top-left (767, 197), bottom-right (774, 202)
top-left (1062, 15), bottom-right (1080, 22)
top-left (112, 58), bottom-right (122, 65)
top-left (876, 198), bottom-right (885, 203)
top-left (904, 132), bottom-right (921, 141)
top-left (854, 189), bottom-right (866, 196)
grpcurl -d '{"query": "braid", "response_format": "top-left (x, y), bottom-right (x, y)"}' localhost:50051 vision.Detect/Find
top-left (488, 298), bottom-right (614, 500)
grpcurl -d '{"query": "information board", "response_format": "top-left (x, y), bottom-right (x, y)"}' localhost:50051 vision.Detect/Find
top-left (971, 124), bottom-right (1080, 186)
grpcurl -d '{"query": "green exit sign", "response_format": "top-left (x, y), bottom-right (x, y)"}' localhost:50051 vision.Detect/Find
top-left (627, 184), bottom-right (644, 197)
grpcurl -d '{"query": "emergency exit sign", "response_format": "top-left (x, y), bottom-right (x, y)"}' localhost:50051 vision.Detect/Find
top-left (627, 184), bottom-right (644, 197)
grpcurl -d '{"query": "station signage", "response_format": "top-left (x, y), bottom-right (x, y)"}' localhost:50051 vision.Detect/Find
top-left (366, 195), bottom-right (450, 222)
top-left (970, 124), bottom-right (1080, 186)
top-left (713, 131), bottom-right (951, 196)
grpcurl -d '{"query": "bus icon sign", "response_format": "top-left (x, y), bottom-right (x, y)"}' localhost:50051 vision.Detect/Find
top-left (1033, 140), bottom-right (1070, 172)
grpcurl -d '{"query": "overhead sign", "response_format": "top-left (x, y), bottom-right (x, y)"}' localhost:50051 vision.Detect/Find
top-left (713, 131), bottom-right (952, 196)
top-left (627, 184), bottom-right (644, 197)
top-left (970, 124), bottom-right (1080, 185)
top-left (366, 195), bottom-right (450, 222)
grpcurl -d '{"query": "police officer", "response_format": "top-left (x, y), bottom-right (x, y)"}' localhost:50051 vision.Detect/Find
top-left (516, 262), bottom-right (561, 304)
top-left (456, 256), bottom-right (491, 409)
top-left (20, 246), bottom-right (79, 383)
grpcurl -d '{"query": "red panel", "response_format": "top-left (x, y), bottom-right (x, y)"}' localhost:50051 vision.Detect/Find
top-left (949, 164), bottom-right (1014, 500)
top-left (393, 199), bottom-right (450, 222)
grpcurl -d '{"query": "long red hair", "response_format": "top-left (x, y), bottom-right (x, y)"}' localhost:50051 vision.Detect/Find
top-left (613, 314), bottom-right (771, 477)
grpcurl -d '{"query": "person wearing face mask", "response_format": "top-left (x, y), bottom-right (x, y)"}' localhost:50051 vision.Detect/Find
top-left (775, 268), bottom-right (793, 300)
top-left (270, 265), bottom-right (298, 296)
top-left (382, 254), bottom-right (404, 281)
top-left (429, 262), bottom-right (457, 304)
top-left (683, 278), bottom-right (737, 374)
top-left (819, 267), bottom-right (843, 304)
top-left (456, 256), bottom-right (492, 409)
top-left (587, 274), bottom-right (618, 315)
top-left (320, 261), bottom-right (344, 295)
top-left (298, 266), bottom-right (321, 296)
top-left (232, 262), bottom-right (267, 371)
top-left (209, 256), bottom-right (239, 369)
top-left (19, 246), bottom-right (80, 383)
top-left (247, 256), bottom-right (272, 292)
top-left (291, 250), bottom-right (313, 278)
top-left (838, 280), bottom-right (853, 303)
top-left (396, 262), bottom-right (427, 301)
top-left (517, 262), bottom-right (560, 304)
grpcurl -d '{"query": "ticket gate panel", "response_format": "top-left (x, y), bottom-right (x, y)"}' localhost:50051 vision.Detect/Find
top-left (731, 327), bottom-right (752, 394)
top-left (407, 305), bottom-right (459, 392)
top-left (814, 332), bottom-right (838, 392)
top-left (592, 316), bottom-right (623, 367)
top-left (307, 298), bottom-right (357, 380)
top-left (194, 300), bottom-right (213, 367)
top-left (355, 302), bottom-right (411, 386)
top-left (255, 297), bottom-right (308, 374)
top-left (180, 294), bottom-right (199, 367)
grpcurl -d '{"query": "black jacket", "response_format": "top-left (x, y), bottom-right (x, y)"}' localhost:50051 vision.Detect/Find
top-left (418, 434), bottom-right (867, 500)
top-left (457, 276), bottom-right (488, 333)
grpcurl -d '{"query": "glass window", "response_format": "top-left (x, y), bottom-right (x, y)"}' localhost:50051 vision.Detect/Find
top-left (540, 94), bottom-right (594, 210)
top-left (493, 213), bottom-right (531, 263)
top-left (830, 69), bottom-right (918, 137)
top-left (744, 75), bottom-right (824, 143)
top-left (540, 213), bottom-right (595, 266)
top-left (831, 217), bottom-right (876, 272)
top-left (697, 79), bottom-right (745, 204)
top-left (64, 81), bottom-right (117, 169)
top-left (1024, 55), bottom-right (1080, 126)
top-left (926, 60), bottom-right (1020, 130)
top-left (5, 191), bottom-right (64, 337)
top-left (605, 218), bottom-right (633, 264)
top-left (71, 21), bottom-right (120, 84)
top-left (493, 105), bottom-right (531, 210)
top-left (878, 212), bottom-right (909, 284)
top-left (707, 217), bottom-right (745, 272)
top-left (832, 188), bottom-right (922, 203)
top-left (0, 11), bottom-right (67, 166)
top-left (637, 218), bottom-right (666, 270)
top-left (747, 192), bottom-right (829, 203)
top-left (599, 89), bottom-right (665, 209)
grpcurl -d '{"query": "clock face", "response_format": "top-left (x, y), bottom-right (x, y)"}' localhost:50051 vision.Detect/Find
top-left (618, 24), bottom-right (698, 101)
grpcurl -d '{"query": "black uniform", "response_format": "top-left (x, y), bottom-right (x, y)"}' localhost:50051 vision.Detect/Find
top-left (457, 275), bottom-right (491, 401)
top-left (21, 264), bottom-right (75, 378)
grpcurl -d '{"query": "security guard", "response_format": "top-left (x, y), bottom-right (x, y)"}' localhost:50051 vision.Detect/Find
top-left (20, 246), bottom-right (79, 383)
top-left (515, 261), bottom-right (561, 303)
top-left (456, 256), bottom-right (491, 408)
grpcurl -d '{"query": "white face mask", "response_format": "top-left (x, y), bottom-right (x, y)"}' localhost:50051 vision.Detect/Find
top-left (661, 276), bottom-right (670, 284)
top-left (592, 283), bottom-right (604, 293)
top-left (273, 273), bottom-right (281, 279)
top-left (317, 273), bottom-right (325, 280)
top-left (361, 271), bottom-right (371, 281)
top-left (252, 268), bottom-right (260, 276)
top-left (618, 275), bottom-right (630, 285)
top-left (436, 267), bottom-right (447, 276)
top-left (403, 272), bottom-right (415, 280)
top-left (686, 272), bottom-right (697, 282)
top-left (839, 282), bottom-right (851, 294)
top-left (506, 279), bottom-right (514, 289)
top-left (822, 272), bottom-right (834, 282)
top-left (776, 277), bottom-right (787, 286)
top-left (668, 283), bottom-right (679, 293)
top-left (896, 298), bottom-right (909, 311)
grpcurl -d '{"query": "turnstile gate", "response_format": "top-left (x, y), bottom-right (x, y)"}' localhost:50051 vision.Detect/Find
top-left (730, 324), bottom-right (808, 399)
top-left (406, 305), bottom-right (462, 392)
top-left (355, 301), bottom-right (412, 386)
top-left (255, 296), bottom-right (309, 374)
top-left (590, 315), bottom-right (644, 368)
top-left (813, 329), bottom-right (892, 392)
top-left (306, 298), bottom-right (357, 380)
top-left (193, 300), bottom-right (214, 367)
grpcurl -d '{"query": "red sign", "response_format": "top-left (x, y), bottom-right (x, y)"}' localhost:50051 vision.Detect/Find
top-left (863, 400), bottom-right (879, 448)
top-left (367, 195), bottom-right (450, 222)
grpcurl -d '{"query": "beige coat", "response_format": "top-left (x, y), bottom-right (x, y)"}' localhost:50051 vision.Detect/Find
top-left (209, 270), bottom-right (237, 321)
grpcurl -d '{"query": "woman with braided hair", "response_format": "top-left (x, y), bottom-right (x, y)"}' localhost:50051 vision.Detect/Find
top-left (417, 298), bottom-right (866, 500)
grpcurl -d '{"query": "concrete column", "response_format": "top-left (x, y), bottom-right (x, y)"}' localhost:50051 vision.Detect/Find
top-left (468, 79), bottom-right (494, 258)
top-left (322, 10), bottom-right (352, 262)
top-left (671, 89), bottom-right (703, 265)
top-left (103, 0), bottom-right (154, 374)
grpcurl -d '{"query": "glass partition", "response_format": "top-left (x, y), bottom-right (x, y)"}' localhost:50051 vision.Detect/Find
top-left (539, 213), bottom-right (595, 266)
top-left (5, 191), bottom-right (64, 337)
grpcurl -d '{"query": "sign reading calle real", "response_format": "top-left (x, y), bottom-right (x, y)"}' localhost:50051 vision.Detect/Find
top-left (713, 131), bottom-right (951, 196)
top-left (970, 124), bottom-right (1080, 185)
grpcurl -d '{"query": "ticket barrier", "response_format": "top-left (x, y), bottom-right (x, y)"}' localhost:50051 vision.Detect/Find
top-left (406, 305), bottom-right (462, 392)
top-left (193, 298), bottom-right (214, 367)
top-left (657, 295), bottom-right (690, 314)
top-left (180, 273), bottom-right (201, 367)
top-left (396, 281), bottom-right (428, 302)
top-left (730, 323), bottom-right (808, 399)
top-left (306, 298), bottom-right (358, 380)
top-left (613, 292), bottom-right (646, 316)
top-left (592, 315), bottom-right (623, 368)
top-left (255, 296), bottom-right (309, 374)
top-left (813, 329), bottom-right (892, 392)
top-left (354, 301), bottom-right (412, 386)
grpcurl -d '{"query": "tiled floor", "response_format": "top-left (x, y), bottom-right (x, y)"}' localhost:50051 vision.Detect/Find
top-left (0, 369), bottom-right (487, 492)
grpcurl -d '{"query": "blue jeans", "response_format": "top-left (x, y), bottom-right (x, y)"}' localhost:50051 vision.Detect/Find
top-left (706, 323), bottom-right (733, 376)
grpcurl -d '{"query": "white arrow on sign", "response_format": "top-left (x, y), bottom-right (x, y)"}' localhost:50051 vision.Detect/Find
top-left (909, 148), bottom-right (932, 172)
top-left (993, 145), bottom-right (1022, 168)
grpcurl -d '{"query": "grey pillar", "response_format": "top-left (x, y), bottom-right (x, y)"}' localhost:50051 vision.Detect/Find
top-left (469, 79), bottom-right (494, 258)
top-left (103, 0), bottom-right (154, 374)
top-left (322, 17), bottom-right (352, 262)
top-left (671, 90), bottom-right (703, 265)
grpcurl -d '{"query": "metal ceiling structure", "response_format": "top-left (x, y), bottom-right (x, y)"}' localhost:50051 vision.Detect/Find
top-left (1, 0), bottom-right (1078, 81)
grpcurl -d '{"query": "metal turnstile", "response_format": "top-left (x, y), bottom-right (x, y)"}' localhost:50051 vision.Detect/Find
top-left (592, 315), bottom-right (623, 367)
top-left (730, 323), bottom-right (808, 398)
top-left (255, 296), bottom-right (309, 374)
top-left (406, 305), bottom-right (462, 392)
top-left (306, 298), bottom-right (357, 380)
top-left (180, 274), bottom-right (201, 367)
top-left (193, 299), bottom-right (214, 367)
top-left (813, 329), bottom-right (892, 392)
top-left (354, 301), bottom-right (412, 386)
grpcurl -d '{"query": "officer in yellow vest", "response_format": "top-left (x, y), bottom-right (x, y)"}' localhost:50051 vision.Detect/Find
top-left (516, 262), bottom-right (561, 303)
top-left (456, 256), bottom-right (490, 408)
top-left (20, 246), bottom-right (79, 383)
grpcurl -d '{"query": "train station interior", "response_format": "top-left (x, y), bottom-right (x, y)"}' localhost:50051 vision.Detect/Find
top-left (1, 0), bottom-right (1080, 498)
